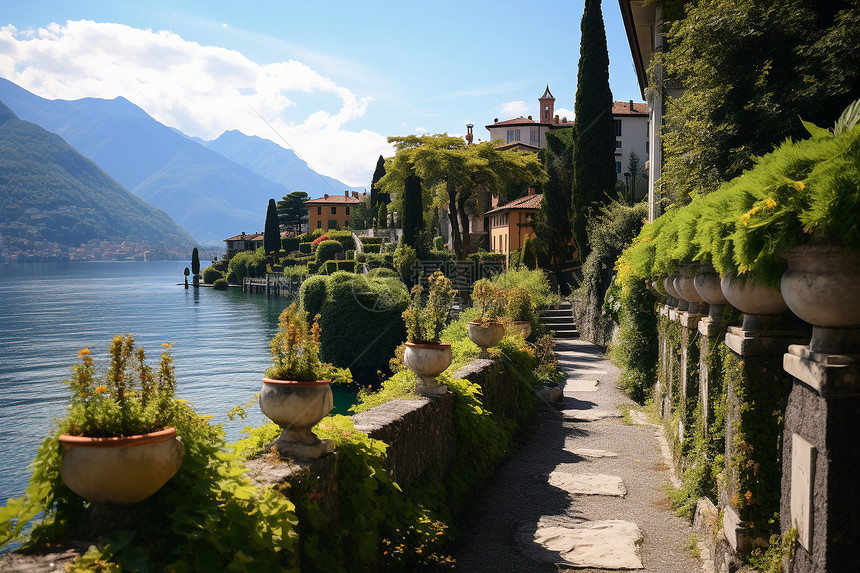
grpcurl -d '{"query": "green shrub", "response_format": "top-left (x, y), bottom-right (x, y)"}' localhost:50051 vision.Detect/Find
top-left (281, 237), bottom-right (300, 253)
top-left (226, 248), bottom-right (266, 284)
top-left (428, 249), bottom-right (455, 263)
top-left (324, 230), bottom-right (355, 250)
top-left (282, 265), bottom-right (308, 277)
top-left (363, 243), bottom-right (381, 254)
top-left (299, 275), bottom-right (328, 317)
top-left (361, 236), bottom-right (384, 245)
top-left (299, 272), bottom-right (409, 372)
top-left (202, 267), bottom-right (223, 284)
top-left (307, 261), bottom-right (320, 274)
top-left (299, 242), bottom-right (312, 254)
top-left (368, 267), bottom-right (398, 279)
top-left (433, 236), bottom-right (445, 250)
top-left (521, 235), bottom-right (537, 269)
top-left (492, 267), bottom-right (559, 311)
top-left (325, 260), bottom-right (338, 274)
top-left (345, 249), bottom-right (355, 259)
top-left (212, 278), bottom-right (228, 290)
top-left (315, 240), bottom-right (343, 265)
top-left (337, 260), bottom-right (357, 273)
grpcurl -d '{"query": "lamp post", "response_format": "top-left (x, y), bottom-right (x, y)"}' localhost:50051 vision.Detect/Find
top-left (624, 172), bottom-right (631, 205)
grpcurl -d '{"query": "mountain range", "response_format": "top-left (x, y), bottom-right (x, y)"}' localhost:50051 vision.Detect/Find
top-left (0, 101), bottom-right (195, 260)
top-left (0, 78), bottom-right (362, 243)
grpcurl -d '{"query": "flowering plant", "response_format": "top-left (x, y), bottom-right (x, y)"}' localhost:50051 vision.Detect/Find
top-left (266, 302), bottom-right (338, 381)
top-left (504, 286), bottom-right (533, 322)
top-left (63, 334), bottom-right (178, 438)
top-left (470, 279), bottom-right (506, 323)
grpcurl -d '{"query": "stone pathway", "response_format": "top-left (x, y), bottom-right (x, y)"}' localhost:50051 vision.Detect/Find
top-left (453, 339), bottom-right (701, 572)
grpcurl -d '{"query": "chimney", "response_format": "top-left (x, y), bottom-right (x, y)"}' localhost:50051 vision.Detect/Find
top-left (554, 115), bottom-right (559, 124)
top-left (344, 190), bottom-right (348, 198)
top-left (465, 123), bottom-right (474, 144)
top-left (629, 99), bottom-right (634, 111)
top-left (324, 193), bottom-right (329, 199)
top-left (527, 186), bottom-right (536, 196)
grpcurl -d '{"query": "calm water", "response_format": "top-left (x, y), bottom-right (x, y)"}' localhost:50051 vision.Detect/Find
top-left (0, 261), bottom-right (356, 505)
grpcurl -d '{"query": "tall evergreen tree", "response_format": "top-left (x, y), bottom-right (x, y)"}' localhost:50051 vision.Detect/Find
top-left (401, 174), bottom-right (423, 249)
top-left (377, 202), bottom-right (388, 229)
top-left (263, 198), bottom-right (280, 261)
top-left (277, 191), bottom-right (309, 234)
top-left (533, 129), bottom-right (575, 268)
top-left (369, 155), bottom-right (387, 212)
top-left (570, 0), bottom-right (616, 260)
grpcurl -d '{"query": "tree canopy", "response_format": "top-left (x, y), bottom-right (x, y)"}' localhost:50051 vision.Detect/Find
top-left (533, 129), bottom-right (576, 269)
top-left (377, 134), bottom-right (546, 261)
top-left (276, 191), bottom-right (309, 234)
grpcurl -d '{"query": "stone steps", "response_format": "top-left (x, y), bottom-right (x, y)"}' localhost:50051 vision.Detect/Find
top-left (540, 302), bottom-right (579, 339)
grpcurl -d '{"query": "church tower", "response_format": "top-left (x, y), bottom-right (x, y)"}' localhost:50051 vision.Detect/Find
top-left (539, 85), bottom-right (555, 124)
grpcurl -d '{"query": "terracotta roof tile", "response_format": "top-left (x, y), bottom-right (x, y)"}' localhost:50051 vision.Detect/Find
top-left (305, 195), bottom-right (365, 204)
top-left (485, 193), bottom-right (543, 214)
top-left (224, 232), bottom-right (264, 242)
top-left (611, 101), bottom-right (648, 115)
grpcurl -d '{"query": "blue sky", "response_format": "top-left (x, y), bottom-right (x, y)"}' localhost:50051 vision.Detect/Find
top-left (0, 1), bottom-right (642, 186)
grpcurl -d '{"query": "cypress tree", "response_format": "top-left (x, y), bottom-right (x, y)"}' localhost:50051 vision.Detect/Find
top-left (191, 247), bottom-right (200, 287)
top-left (521, 235), bottom-right (537, 270)
top-left (533, 130), bottom-right (575, 269)
top-left (370, 155), bottom-right (387, 212)
top-left (377, 202), bottom-right (388, 229)
top-left (264, 198), bottom-right (280, 262)
top-left (570, 0), bottom-right (616, 260)
top-left (401, 174), bottom-right (423, 249)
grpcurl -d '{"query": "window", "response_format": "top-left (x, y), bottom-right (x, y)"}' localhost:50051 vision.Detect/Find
top-left (331, 206), bottom-right (337, 215)
top-left (345, 207), bottom-right (350, 215)
top-left (615, 140), bottom-right (623, 149)
top-left (530, 127), bottom-right (539, 144)
top-left (506, 129), bottom-right (521, 143)
top-left (616, 161), bottom-right (622, 174)
top-left (316, 220), bottom-right (322, 229)
top-left (614, 119), bottom-right (622, 136)
top-left (493, 235), bottom-right (496, 251)
top-left (317, 206), bottom-right (322, 215)
top-left (327, 220), bottom-right (337, 229)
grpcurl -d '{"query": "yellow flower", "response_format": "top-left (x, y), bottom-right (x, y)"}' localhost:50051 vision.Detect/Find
top-left (749, 206), bottom-right (759, 216)
top-left (741, 213), bottom-right (751, 226)
top-left (794, 180), bottom-right (805, 191)
top-left (95, 385), bottom-right (108, 394)
top-left (766, 197), bottom-right (777, 209)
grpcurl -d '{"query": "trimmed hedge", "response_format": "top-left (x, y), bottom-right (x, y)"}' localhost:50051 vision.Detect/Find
top-left (363, 243), bottom-right (382, 254)
top-left (315, 240), bottom-right (343, 265)
top-left (213, 278), bottom-right (228, 290)
top-left (360, 236), bottom-right (384, 245)
top-left (299, 271), bottom-right (408, 373)
top-left (337, 260), bottom-right (357, 273)
top-left (324, 230), bottom-right (355, 250)
top-left (345, 249), bottom-right (355, 260)
top-left (428, 249), bottom-right (455, 262)
top-left (299, 242), bottom-right (312, 254)
top-left (281, 237), bottom-right (301, 253)
top-left (202, 267), bottom-right (223, 284)
top-left (325, 260), bottom-right (338, 274)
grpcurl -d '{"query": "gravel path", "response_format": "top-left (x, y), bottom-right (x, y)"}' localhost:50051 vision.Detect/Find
top-left (453, 338), bottom-right (702, 572)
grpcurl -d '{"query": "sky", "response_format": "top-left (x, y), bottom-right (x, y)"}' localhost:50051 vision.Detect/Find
top-left (0, 1), bottom-right (643, 188)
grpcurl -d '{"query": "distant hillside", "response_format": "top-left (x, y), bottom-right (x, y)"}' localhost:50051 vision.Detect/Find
top-left (0, 78), bottom-right (304, 243)
top-left (206, 130), bottom-right (363, 197)
top-left (0, 101), bottom-right (195, 261)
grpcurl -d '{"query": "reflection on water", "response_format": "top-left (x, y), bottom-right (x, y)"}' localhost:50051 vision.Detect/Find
top-left (0, 261), bottom-right (356, 504)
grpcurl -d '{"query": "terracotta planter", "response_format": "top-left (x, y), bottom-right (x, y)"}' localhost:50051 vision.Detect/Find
top-left (467, 321), bottom-right (505, 349)
top-left (260, 378), bottom-right (334, 460)
top-left (59, 427), bottom-right (184, 505)
top-left (510, 320), bottom-right (532, 339)
top-left (694, 268), bottom-right (729, 322)
top-left (780, 241), bottom-right (860, 354)
top-left (403, 341), bottom-right (452, 396)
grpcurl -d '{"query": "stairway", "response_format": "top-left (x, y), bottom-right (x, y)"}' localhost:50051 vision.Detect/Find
top-left (540, 301), bottom-right (578, 339)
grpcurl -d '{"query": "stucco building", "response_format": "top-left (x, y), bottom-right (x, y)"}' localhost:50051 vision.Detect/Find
top-left (485, 188), bottom-right (542, 264)
top-left (305, 191), bottom-right (366, 231)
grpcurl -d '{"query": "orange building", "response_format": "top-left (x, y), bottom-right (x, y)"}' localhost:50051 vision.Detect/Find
top-left (306, 191), bottom-right (366, 231)
top-left (485, 189), bottom-right (542, 264)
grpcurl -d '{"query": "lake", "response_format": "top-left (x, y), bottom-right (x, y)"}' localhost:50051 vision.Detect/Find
top-left (0, 261), bottom-right (357, 505)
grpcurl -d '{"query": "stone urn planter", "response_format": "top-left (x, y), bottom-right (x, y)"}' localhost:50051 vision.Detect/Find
top-left (58, 427), bottom-right (184, 505)
top-left (780, 241), bottom-right (860, 354)
top-left (664, 274), bottom-right (687, 311)
top-left (694, 268), bottom-right (730, 322)
top-left (403, 342), bottom-right (452, 396)
top-left (260, 378), bottom-right (334, 460)
top-left (720, 275), bottom-right (788, 332)
top-left (467, 321), bottom-right (505, 351)
top-left (674, 266), bottom-right (706, 315)
top-left (509, 320), bottom-right (532, 339)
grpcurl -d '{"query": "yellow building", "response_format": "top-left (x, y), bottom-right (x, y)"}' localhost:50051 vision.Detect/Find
top-left (306, 191), bottom-right (366, 231)
top-left (485, 190), bottom-right (542, 264)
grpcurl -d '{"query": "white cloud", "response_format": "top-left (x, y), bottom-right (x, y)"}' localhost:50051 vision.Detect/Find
top-left (555, 107), bottom-right (574, 122)
top-left (499, 100), bottom-right (530, 118)
top-left (414, 127), bottom-right (428, 135)
top-left (0, 20), bottom-right (391, 186)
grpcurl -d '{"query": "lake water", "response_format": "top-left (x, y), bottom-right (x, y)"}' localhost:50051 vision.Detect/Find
top-left (0, 261), bottom-right (357, 505)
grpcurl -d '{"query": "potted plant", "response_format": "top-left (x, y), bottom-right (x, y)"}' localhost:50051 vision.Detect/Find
top-left (467, 278), bottom-right (506, 350)
top-left (402, 270), bottom-right (456, 396)
top-left (58, 335), bottom-right (185, 505)
top-left (260, 302), bottom-right (336, 460)
top-left (505, 286), bottom-right (533, 338)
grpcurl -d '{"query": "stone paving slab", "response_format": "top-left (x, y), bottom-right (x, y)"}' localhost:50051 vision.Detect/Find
top-left (520, 519), bottom-right (644, 569)
top-left (562, 409), bottom-right (622, 422)
top-left (548, 471), bottom-right (627, 497)
top-left (563, 379), bottom-right (600, 393)
top-left (568, 447), bottom-right (619, 458)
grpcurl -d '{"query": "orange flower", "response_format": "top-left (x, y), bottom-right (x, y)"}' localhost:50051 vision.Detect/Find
top-left (95, 385), bottom-right (108, 394)
top-left (79, 347), bottom-right (90, 356)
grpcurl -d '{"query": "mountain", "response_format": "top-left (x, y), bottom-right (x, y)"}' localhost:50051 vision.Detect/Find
top-left (205, 130), bottom-right (363, 197)
top-left (0, 78), bottom-right (311, 243)
top-left (0, 101), bottom-right (195, 261)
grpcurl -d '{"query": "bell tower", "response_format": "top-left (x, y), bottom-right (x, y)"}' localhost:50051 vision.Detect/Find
top-left (539, 85), bottom-right (555, 124)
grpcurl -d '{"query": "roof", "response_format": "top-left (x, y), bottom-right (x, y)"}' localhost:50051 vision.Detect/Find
top-left (224, 232), bottom-right (264, 242)
top-left (305, 194), bottom-right (365, 204)
top-left (496, 141), bottom-right (542, 153)
top-left (540, 85), bottom-right (554, 100)
top-left (485, 193), bottom-right (543, 215)
top-left (612, 100), bottom-right (648, 115)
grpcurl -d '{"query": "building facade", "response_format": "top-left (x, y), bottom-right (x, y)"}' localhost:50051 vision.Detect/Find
top-left (223, 231), bottom-right (264, 259)
top-left (305, 191), bottom-right (366, 231)
top-left (485, 189), bottom-right (542, 264)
